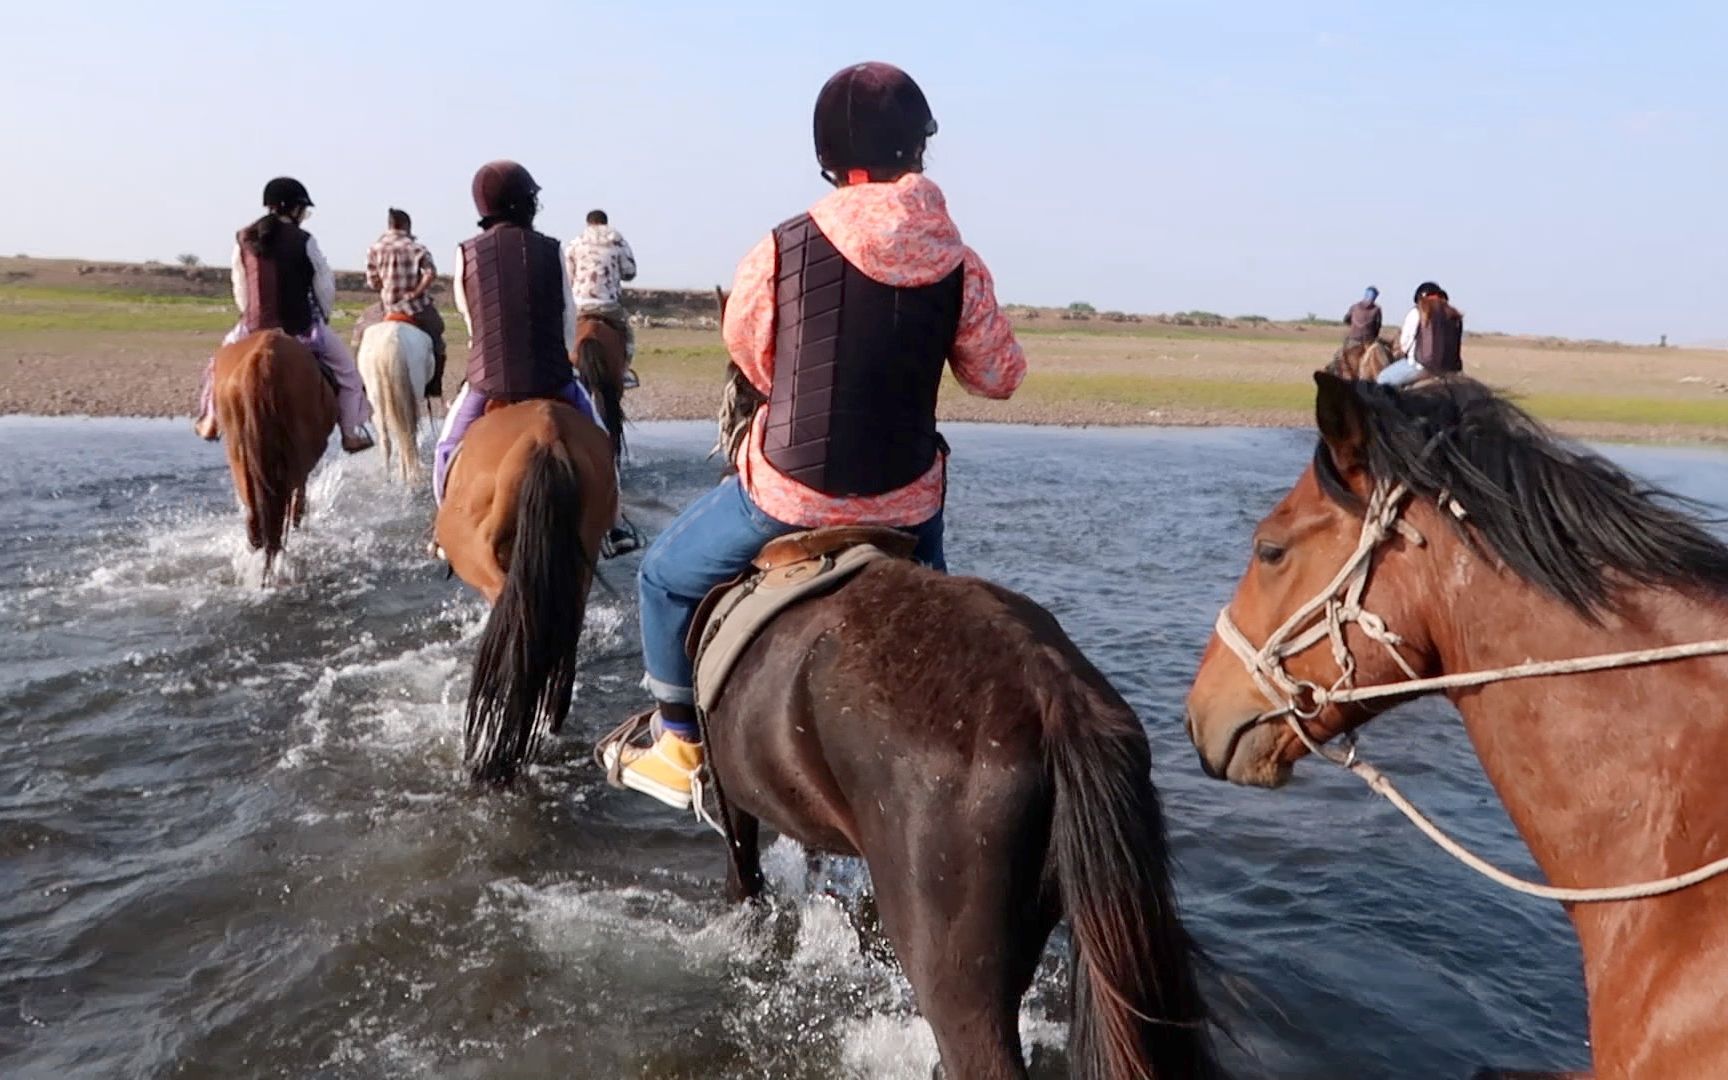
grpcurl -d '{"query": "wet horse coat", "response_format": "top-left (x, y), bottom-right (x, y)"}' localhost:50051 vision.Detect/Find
top-left (703, 558), bottom-right (1224, 1080)
top-left (436, 400), bottom-right (617, 782)
top-left (210, 329), bottom-right (335, 577)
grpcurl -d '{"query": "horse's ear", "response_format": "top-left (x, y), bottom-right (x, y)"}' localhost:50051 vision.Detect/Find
top-left (1314, 371), bottom-right (1370, 480)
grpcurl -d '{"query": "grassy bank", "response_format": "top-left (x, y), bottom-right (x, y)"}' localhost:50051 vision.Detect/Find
top-left (3, 279), bottom-right (1726, 441)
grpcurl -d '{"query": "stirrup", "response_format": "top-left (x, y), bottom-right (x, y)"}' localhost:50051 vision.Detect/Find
top-left (595, 708), bottom-right (657, 787)
top-left (601, 519), bottom-right (644, 559)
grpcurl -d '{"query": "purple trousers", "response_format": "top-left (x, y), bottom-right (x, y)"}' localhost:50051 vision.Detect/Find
top-left (197, 321), bottom-right (372, 436)
top-left (433, 379), bottom-right (599, 504)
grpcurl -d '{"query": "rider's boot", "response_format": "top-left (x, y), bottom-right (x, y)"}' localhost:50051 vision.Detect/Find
top-left (193, 414), bottom-right (220, 441)
top-left (340, 425), bottom-right (375, 454)
top-left (604, 703), bottom-right (704, 810)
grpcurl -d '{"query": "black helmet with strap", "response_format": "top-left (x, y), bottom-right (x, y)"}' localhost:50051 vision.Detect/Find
top-left (471, 160), bottom-right (541, 227)
top-left (262, 177), bottom-right (313, 212)
top-left (813, 62), bottom-right (938, 182)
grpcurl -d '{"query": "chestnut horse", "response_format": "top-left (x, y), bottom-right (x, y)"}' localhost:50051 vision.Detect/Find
top-left (1328, 339), bottom-right (1395, 381)
top-left (1186, 373), bottom-right (1728, 1079)
top-left (705, 561), bottom-right (1222, 1079)
top-left (210, 329), bottom-right (335, 578)
top-left (435, 400), bottom-right (617, 783)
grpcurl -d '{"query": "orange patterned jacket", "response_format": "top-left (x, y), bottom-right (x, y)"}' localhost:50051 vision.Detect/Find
top-left (722, 174), bottom-right (1025, 527)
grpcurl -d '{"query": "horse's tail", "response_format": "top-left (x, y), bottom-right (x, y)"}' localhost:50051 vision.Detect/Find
top-left (575, 334), bottom-right (626, 462)
top-left (359, 324), bottom-right (423, 483)
top-left (1045, 677), bottom-right (1224, 1079)
top-left (223, 335), bottom-right (297, 578)
top-left (464, 439), bottom-right (591, 784)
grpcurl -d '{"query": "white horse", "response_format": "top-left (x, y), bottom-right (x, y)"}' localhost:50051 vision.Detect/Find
top-left (356, 319), bottom-right (434, 485)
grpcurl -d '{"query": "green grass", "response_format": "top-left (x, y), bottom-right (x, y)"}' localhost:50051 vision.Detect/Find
top-left (1012, 372), bottom-right (1315, 412)
top-left (1516, 392), bottom-right (1728, 429)
top-left (0, 284), bottom-right (463, 334)
top-left (1016, 372), bottom-right (1728, 429)
top-left (0, 284), bottom-right (225, 305)
top-left (634, 343), bottom-right (729, 375)
top-left (1009, 321), bottom-right (1316, 343)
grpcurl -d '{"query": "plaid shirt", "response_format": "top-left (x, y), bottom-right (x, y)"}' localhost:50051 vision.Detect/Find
top-left (365, 229), bottom-right (437, 315)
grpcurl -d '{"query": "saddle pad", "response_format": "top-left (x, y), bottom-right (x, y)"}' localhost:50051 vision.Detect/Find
top-left (691, 543), bottom-right (895, 716)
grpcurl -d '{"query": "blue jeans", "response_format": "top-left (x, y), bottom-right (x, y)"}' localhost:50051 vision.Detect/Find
top-left (639, 476), bottom-right (945, 715)
top-left (1377, 357), bottom-right (1425, 386)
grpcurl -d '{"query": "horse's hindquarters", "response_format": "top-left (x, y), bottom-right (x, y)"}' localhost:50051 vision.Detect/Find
top-left (213, 331), bottom-right (335, 563)
top-left (436, 400), bottom-right (618, 781)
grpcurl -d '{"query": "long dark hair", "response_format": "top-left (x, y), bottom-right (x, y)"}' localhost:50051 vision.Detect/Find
top-left (239, 214), bottom-right (281, 255)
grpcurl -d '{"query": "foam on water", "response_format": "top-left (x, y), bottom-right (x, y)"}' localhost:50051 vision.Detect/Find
top-left (488, 836), bottom-right (1070, 1078)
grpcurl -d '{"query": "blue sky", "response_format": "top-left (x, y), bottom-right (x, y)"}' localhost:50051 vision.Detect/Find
top-left (6, 1), bottom-right (1725, 342)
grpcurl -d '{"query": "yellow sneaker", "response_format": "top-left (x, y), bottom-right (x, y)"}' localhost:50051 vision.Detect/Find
top-left (603, 729), bottom-right (705, 810)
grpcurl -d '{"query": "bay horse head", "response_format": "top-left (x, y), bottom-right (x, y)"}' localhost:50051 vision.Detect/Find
top-left (1186, 371), bottom-right (1728, 787)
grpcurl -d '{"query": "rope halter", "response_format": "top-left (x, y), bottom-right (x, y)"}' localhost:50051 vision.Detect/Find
top-left (1208, 479), bottom-right (1728, 903)
top-left (1214, 482), bottom-right (1423, 729)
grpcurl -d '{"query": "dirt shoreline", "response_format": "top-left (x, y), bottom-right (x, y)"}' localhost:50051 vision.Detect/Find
top-left (4, 256), bottom-right (1726, 444)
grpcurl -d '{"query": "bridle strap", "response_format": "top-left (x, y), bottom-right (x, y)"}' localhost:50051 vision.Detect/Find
top-left (1214, 481), bottom-right (1728, 903)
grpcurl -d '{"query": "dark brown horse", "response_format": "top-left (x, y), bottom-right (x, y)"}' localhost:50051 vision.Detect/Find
top-left (210, 329), bottom-right (335, 578)
top-left (573, 314), bottom-right (629, 463)
top-left (435, 400), bottom-right (617, 783)
top-left (1187, 373), bottom-right (1728, 1079)
top-left (708, 560), bottom-right (1223, 1079)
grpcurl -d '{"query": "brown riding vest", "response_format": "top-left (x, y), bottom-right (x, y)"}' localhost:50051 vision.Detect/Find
top-left (1345, 300), bottom-right (1382, 346)
top-left (1417, 307), bottom-right (1464, 374)
top-left (460, 225), bottom-right (570, 401)
top-left (762, 213), bottom-right (964, 498)
top-left (238, 222), bottom-right (316, 336)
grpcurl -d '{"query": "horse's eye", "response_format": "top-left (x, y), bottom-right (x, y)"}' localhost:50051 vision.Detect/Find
top-left (1255, 539), bottom-right (1287, 565)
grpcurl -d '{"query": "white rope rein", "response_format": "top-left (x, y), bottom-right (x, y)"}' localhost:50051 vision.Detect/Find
top-left (1215, 482), bottom-right (1728, 903)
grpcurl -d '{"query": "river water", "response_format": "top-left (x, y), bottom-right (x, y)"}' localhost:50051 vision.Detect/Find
top-left (5, 416), bottom-right (1725, 1079)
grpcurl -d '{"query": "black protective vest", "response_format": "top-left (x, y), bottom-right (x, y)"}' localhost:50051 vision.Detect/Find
top-left (238, 222), bottom-right (315, 335)
top-left (762, 214), bottom-right (963, 497)
top-left (460, 225), bottom-right (570, 401)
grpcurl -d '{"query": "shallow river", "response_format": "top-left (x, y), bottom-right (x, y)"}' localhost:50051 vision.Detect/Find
top-left (5, 417), bottom-right (1726, 1079)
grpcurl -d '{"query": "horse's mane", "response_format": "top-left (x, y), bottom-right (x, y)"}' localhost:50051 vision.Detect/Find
top-left (1314, 376), bottom-right (1728, 617)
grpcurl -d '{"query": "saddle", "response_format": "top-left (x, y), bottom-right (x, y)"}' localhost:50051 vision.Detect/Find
top-left (578, 309), bottom-right (630, 335)
top-left (480, 390), bottom-right (573, 417)
top-left (687, 526), bottom-right (918, 715)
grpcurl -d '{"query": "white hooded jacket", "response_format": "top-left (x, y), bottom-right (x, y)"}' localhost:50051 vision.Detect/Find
top-left (564, 224), bottom-right (637, 310)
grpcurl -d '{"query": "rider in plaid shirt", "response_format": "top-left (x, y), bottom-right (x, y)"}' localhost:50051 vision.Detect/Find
top-left (351, 209), bottom-right (449, 398)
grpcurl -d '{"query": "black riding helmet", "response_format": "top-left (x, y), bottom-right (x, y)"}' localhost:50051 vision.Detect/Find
top-left (813, 62), bottom-right (938, 182)
top-left (472, 160), bottom-right (541, 225)
top-left (1413, 281), bottom-right (1444, 304)
top-left (262, 177), bottom-right (313, 212)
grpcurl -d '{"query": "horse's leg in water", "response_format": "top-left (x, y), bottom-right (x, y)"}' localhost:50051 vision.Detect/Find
top-left (290, 485), bottom-right (307, 529)
top-left (861, 768), bottom-right (1054, 1080)
top-left (721, 803), bottom-right (764, 905)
